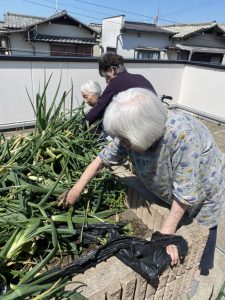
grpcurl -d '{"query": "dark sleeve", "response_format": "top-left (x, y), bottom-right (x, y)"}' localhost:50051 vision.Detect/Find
top-left (139, 75), bottom-right (157, 95)
top-left (85, 83), bottom-right (117, 124)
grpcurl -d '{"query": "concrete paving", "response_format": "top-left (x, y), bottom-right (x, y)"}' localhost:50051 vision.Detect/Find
top-left (192, 118), bottom-right (225, 300)
top-left (192, 248), bottom-right (225, 300)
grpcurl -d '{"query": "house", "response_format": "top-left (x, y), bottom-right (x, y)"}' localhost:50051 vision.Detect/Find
top-left (1, 11), bottom-right (225, 64)
top-left (101, 15), bottom-right (173, 59)
top-left (162, 22), bottom-right (225, 64)
top-left (99, 17), bottom-right (225, 64)
top-left (0, 11), bottom-right (99, 57)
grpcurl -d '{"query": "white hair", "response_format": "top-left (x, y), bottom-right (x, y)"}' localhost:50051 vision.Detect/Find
top-left (103, 88), bottom-right (167, 152)
top-left (80, 80), bottom-right (102, 97)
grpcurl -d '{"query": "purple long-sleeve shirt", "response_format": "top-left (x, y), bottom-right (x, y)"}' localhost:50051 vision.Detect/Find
top-left (85, 71), bottom-right (156, 124)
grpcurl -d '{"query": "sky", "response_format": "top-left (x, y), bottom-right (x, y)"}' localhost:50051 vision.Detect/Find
top-left (0, 0), bottom-right (225, 25)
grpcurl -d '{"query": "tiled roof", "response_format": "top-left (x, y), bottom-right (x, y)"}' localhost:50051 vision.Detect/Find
top-left (30, 34), bottom-right (96, 44)
top-left (162, 22), bottom-right (225, 39)
top-left (88, 23), bottom-right (102, 33)
top-left (0, 11), bottom-right (99, 35)
top-left (35, 10), bottom-right (98, 35)
top-left (3, 12), bottom-right (44, 29)
top-left (122, 21), bottom-right (173, 35)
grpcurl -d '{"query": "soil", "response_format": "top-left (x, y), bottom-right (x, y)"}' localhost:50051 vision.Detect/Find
top-left (50, 208), bottom-right (152, 268)
top-left (115, 208), bottom-right (152, 240)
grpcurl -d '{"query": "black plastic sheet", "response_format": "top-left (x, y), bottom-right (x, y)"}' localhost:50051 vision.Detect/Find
top-left (115, 231), bottom-right (188, 287)
top-left (28, 224), bottom-right (188, 288)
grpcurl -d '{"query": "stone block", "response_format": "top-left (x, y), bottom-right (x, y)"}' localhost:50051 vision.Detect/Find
top-left (127, 187), bottom-right (135, 210)
top-left (167, 265), bottom-right (178, 283)
top-left (140, 201), bottom-right (152, 226)
top-left (154, 287), bottom-right (165, 300)
top-left (184, 265), bottom-right (199, 292)
top-left (171, 274), bottom-right (184, 299)
top-left (158, 268), bottom-right (170, 289)
top-left (145, 283), bottom-right (156, 299)
top-left (163, 281), bottom-right (175, 300)
top-left (153, 206), bottom-right (168, 232)
top-left (176, 259), bottom-right (187, 276)
top-left (146, 204), bottom-right (157, 230)
top-left (121, 275), bottom-right (137, 300)
top-left (106, 283), bottom-right (122, 300)
top-left (136, 195), bottom-right (144, 219)
top-left (135, 274), bottom-right (148, 300)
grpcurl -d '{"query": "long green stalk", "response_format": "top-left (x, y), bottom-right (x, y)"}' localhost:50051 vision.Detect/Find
top-left (0, 75), bottom-right (126, 299)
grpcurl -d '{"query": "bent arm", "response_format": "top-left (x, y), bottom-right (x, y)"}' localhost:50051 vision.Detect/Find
top-left (160, 199), bottom-right (187, 265)
top-left (160, 199), bottom-right (187, 234)
top-left (64, 156), bottom-right (104, 206)
top-left (62, 138), bottom-right (127, 207)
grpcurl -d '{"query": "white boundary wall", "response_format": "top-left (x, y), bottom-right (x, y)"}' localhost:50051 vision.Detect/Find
top-left (0, 57), bottom-right (225, 129)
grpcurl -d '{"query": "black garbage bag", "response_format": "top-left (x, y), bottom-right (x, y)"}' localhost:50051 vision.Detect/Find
top-left (28, 224), bottom-right (188, 289)
top-left (115, 231), bottom-right (188, 288)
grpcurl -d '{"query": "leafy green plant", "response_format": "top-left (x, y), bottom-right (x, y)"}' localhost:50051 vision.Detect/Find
top-left (0, 76), bottom-right (126, 299)
top-left (123, 223), bottom-right (135, 236)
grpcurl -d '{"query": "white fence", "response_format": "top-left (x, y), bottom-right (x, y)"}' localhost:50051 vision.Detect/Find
top-left (1, 57), bottom-right (225, 129)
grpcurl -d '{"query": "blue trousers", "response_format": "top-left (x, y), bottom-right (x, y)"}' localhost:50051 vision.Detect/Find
top-left (199, 226), bottom-right (217, 275)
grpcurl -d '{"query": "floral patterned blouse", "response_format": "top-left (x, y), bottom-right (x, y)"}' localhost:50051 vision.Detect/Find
top-left (99, 109), bottom-right (225, 228)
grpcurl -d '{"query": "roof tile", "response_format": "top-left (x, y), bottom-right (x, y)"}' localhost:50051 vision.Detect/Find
top-left (3, 12), bottom-right (44, 29)
top-left (162, 22), bottom-right (225, 38)
top-left (123, 21), bottom-right (172, 34)
top-left (30, 34), bottom-right (96, 45)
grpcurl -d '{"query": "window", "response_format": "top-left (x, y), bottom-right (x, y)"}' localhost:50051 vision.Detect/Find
top-left (135, 50), bottom-right (160, 60)
top-left (50, 44), bottom-right (93, 57)
top-left (191, 52), bottom-right (223, 64)
top-left (177, 50), bottom-right (189, 60)
top-left (106, 47), bottom-right (116, 53)
top-left (0, 38), bottom-right (8, 54)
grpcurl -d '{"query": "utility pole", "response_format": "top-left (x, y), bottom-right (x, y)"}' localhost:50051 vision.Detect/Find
top-left (144, 9), bottom-right (147, 22)
top-left (153, 5), bottom-right (160, 25)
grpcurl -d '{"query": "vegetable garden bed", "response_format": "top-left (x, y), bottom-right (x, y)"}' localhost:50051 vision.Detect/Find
top-left (67, 181), bottom-right (209, 300)
top-left (0, 80), bottom-right (209, 299)
top-left (0, 80), bottom-right (126, 299)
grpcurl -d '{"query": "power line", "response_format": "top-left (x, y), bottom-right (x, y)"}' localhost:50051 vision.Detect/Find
top-left (22, 0), bottom-right (182, 25)
top-left (23, 0), bottom-right (102, 22)
top-left (23, 0), bottom-right (145, 24)
top-left (162, 0), bottom-right (211, 18)
top-left (72, 0), bottom-right (152, 18)
top-left (7, 0), bottom-right (225, 37)
top-left (161, 0), bottom-right (224, 19)
top-left (44, 0), bottom-right (111, 18)
top-left (63, 0), bottom-right (225, 24)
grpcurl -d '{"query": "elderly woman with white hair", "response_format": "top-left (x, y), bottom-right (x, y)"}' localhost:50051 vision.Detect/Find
top-left (81, 80), bottom-right (102, 107)
top-left (62, 88), bottom-right (225, 277)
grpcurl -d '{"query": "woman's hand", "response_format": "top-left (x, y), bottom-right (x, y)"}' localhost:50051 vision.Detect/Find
top-left (58, 156), bottom-right (104, 209)
top-left (58, 186), bottom-right (82, 208)
top-left (166, 244), bottom-right (179, 265)
top-left (160, 198), bottom-right (187, 266)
